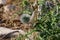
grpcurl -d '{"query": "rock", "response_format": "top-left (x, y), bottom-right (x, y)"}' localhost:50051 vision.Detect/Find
top-left (0, 0), bottom-right (6, 5)
top-left (0, 0), bottom-right (13, 5)
top-left (0, 27), bottom-right (26, 39)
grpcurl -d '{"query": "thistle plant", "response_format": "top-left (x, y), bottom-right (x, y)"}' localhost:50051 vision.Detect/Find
top-left (16, 0), bottom-right (60, 40)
